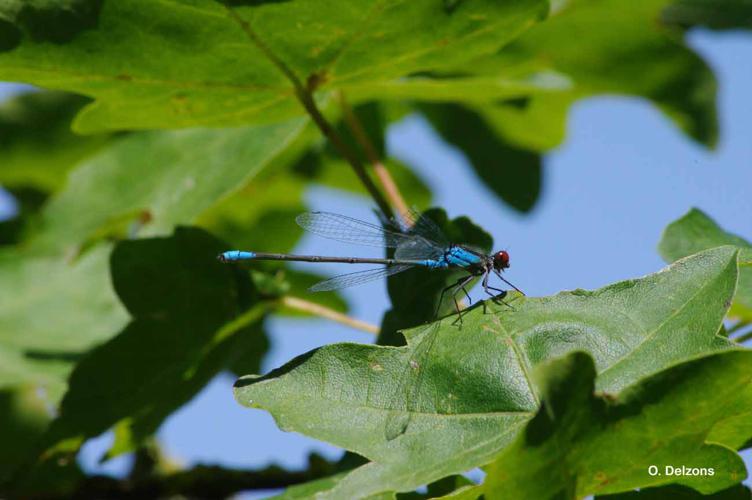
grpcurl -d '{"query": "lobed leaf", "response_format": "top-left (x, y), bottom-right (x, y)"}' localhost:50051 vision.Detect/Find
top-left (235, 246), bottom-right (739, 498)
top-left (482, 350), bottom-right (751, 498)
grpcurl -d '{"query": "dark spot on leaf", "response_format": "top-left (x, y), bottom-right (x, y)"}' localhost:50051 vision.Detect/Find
top-left (443, 0), bottom-right (464, 14)
top-left (307, 71), bottom-right (328, 92)
top-left (497, 96), bottom-right (531, 110)
top-left (218, 0), bottom-right (292, 6)
top-left (0, 17), bottom-right (21, 52)
top-left (138, 209), bottom-right (152, 225)
top-left (724, 299), bottom-right (732, 309)
top-left (116, 74), bottom-right (133, 81)
top-left (23, 349), bottom-right (82, 362)
top-left (407, 70), bottom-right (472, 79)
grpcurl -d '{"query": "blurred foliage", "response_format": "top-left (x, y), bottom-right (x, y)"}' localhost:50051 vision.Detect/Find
top-left (0, 0), bottom-right (749, 498)
top-left (662, 0), bottom-right (752, 30)
top-left (35, 228), bottom-right (267, 462)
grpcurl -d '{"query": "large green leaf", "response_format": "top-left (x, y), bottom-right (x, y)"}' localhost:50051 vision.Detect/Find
top-left (482, 350), bottom-right (750, 498)
top-left (29, 118), bottom-right (306, 255)
top-left (36, 227), bottom-right (268, 460)
top-left (0, 244), bottom-right (127, 400)
top-left (0, 0), bottom-right (548, 132)
top-left (234, 246), bottom-right (738, 498)
top-left (659, 208), bottom-right (752, 321)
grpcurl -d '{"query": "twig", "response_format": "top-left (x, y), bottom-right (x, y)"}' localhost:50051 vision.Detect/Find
top-left (734, 327), bottom-right (752, 344)
top-left (281, 296), bottom-right (379, 334)
top-left (224, 7), bottom-right (394, 220)
top-left (337, 92), bottom-right (410, 217)
top-left (726, 320), bottom-right (750, 336)
top-left (42, 462), bottom-right (337, 499)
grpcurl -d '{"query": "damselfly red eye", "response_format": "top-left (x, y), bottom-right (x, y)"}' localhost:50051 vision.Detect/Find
top-left (493, 250), bottom-right (510, 270)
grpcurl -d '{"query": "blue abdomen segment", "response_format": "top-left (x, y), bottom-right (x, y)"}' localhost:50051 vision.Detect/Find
top-left (420, 259), bottom-right (448, 269)
top-left (445, 247), bottom-right (481, 268)
top-left (220, 250), bottom-right (256, 262)
top-left (418, 247), bottom-right (481, 269)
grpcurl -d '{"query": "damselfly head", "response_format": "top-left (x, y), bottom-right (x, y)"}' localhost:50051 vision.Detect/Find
top-left (492, 250), bottom-right (510, 271)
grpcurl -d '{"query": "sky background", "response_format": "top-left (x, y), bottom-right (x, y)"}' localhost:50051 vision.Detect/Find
top-left (2, 27), bottom-right (751, 499)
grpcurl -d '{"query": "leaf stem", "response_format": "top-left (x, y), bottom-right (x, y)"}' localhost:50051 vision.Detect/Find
top-left (280, 296), bottom-right (379, 334)
top-left (58, 461), bottom-right (337, 498)
top-left (337, 91), bottom-right (410, 217)
top-left (733, 326), bottom-right (752, 344)
top-left (224, 7), bottom-right (393, 219)
top-left (726, 320), bottom-right (750, 336)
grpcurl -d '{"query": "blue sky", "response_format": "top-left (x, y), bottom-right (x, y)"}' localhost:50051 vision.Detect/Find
top-left (2, 26), bottom-right (751, 497)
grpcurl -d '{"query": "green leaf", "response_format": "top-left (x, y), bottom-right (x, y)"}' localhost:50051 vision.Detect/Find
top-left (420, 103), bottom-right (541, 212)
top-left (661, 0), bottom-right (752, 30)
top-left (234, 246), bottom-right (738, 498)
top-left (487, 0), bottom-right (718, 149)
top-left (0, 0), bottom-right (548, 132)
top-left (29, 118), bottom-right (307, 255)
top-left (0, 90), bottom-right (109, 192)
top-left (0, 244), bottom-right (127, 400)
top-left (38, 227), bottom-right (268, 459)
top-left (659, 208), bottom-right (752, 321)
top-left (482, 350), bottom-right (750, 498)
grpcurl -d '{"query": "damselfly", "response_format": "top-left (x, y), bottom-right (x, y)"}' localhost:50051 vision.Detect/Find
top-left (218, 211), bottom-right (522, 313)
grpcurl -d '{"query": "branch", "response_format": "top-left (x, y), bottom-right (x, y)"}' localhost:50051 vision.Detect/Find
top-left (734, 327), bottom-right (752, 345)
top-left (726, 320), bottom-right (750, 336)
top-left (281, 296), bottom-right (379, 334)
top-left (63, 462), bottom-right (336, 499)
top-left (225, 7), bottom-right (393, 219)
top-left (337, 92), bottom-right (410, 217)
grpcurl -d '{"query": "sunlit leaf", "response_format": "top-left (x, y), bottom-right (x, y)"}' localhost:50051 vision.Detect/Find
top-left (0, 0), bottom-right (548, 132)
top-left (235, 246), bottom-right (738, 498)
